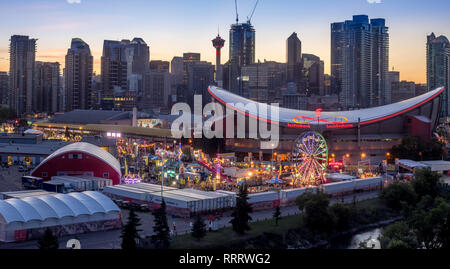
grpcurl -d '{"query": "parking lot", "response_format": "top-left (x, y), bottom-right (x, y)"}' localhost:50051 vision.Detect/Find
top-left (0, 165), bottom-right (29, 192)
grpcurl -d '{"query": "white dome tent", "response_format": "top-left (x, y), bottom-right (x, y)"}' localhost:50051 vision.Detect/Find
top-left (0, 191), bottom-right (121, 242)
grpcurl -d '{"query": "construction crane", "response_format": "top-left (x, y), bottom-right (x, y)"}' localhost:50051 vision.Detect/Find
top-left (247, 0), bottom-right (259, 23)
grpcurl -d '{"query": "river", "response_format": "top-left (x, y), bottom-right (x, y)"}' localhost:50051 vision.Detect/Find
top-left (329, 227), bottom-right (383, 249)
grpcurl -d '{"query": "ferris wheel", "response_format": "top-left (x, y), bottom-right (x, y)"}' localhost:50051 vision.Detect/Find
top-left (292, 131), bottom-right (328, 186)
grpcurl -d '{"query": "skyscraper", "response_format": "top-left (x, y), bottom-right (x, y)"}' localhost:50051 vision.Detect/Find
top-left (242, 60), bottom-right (286, 104)
top-left (330, 23), bottom-right (345, 96)
top-left (0, 72), bottom-right (8, 105)
top-left (143, 69), bottom-right (171, 110)
top-left (371, 19), bottom-right (390, 106)
top-left (427, 33), bottom-right (450, 116)
top-left (9, 35), bottom-right (36, 115)
top-left (387, 70), bottom-right (400, 102)
top-left (170, 57), bottom-right (184, 84)
top-left (101, 40), bottom-right (129, 110)
top-left (150, 60), bottom-right (170, 72)
top-left (302, 54), bottom-right (325, 96)
top-left (286, 32), bottom-right (303, 90)
top-left (125, 38), bottom-right (149, 109)
top-left (35, 62), bottom-right (60, 113)
top-left (187, 61), bottom-right (215, 106)
top-left (331, 15), bottom-right (389, 109)
top-left (64, 38), bottom-right (93, 111)
top-left (212, 34), bottom-right (225, 87)
top-left (228, 22), bottom-right (255, 95)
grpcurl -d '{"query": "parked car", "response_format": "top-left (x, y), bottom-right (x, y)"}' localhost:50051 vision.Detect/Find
top-left (121, 201), bottom-right (131, 209)
top-left (140, 204), bottom-right (150, 212)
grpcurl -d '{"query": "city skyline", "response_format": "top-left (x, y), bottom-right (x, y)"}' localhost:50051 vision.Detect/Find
top-left (0, 0), bottom-right (450, 83)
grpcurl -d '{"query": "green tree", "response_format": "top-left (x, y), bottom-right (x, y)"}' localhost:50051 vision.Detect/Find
top-left (379, 221), bottom-right (418, 249)
top-left (120, 208), bottom-right (142, 249)
top-left (151, 199), bottom-right (171, 249)
top-left (37, 228), bottom-right (59, 249)
top-left (381, 182), bottom-right (417, 210)
top-left (295, 190), bottom-right (316, 213)
top-left (387, 239), bottom-right (411, 249)
top-left (301, 190), bottom-right (333, 233)
top-left (390, 136), bottom-right (421, 161)
top-left (412, 168), bottom-right (441, 199)
top-left (273, 206), bottom-right (281, 226)
top-left (390, 136), bottom-right (445, 162)
top-left (191, 214), bottom-right (207, 241)
top-left (329, 203), bottom-right (351, 231)
top-left (230, 184), bottom-right (253, 235)
top-left (410, 197), bottom-right (450, 249)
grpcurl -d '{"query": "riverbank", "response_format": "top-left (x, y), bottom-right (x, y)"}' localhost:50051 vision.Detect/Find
top-left (170, 198), bottom-right (400, 249)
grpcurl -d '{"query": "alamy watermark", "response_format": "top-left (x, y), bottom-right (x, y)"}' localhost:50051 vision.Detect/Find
top-left (170, 95), bottom-right (280, 150)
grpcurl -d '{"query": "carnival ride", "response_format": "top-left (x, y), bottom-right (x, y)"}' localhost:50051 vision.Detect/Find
top-left (291, 131), bottom-right (328, 186)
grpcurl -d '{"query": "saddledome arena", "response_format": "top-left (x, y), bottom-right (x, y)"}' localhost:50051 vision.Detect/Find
top-left (207, 86), bottom-right (445, 163)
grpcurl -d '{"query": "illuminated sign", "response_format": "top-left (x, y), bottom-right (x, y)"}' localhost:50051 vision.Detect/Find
top-left (326, 124), bottom-right (354, 129)
top-left (293, 116), bottom-right (349, 125)
top-left (106, 132), bottom-right (122, 138)
top-left (287, 123), bottom-right (311, 129)
top-left (328, 161), bottom-right (344, 169)
top-left (315, 108), bottom-right (323, 118)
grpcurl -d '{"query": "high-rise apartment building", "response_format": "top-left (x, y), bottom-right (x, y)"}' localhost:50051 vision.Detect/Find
top-left (35, 62), bottom-right (60, 113)
top-left (64, 38), bottom-right (93, 111)
top-left (427, 33), bottom-right (450, 116)
top-left (371, 19), bottom-right (390, 105)
top-left (330, 23), bottom-right (345, 96)
top-left (331, 15), bottom-right (389, 109)
top-left (286, 32), bottom-right (303, 90)
top-left (0, 72), bottom-right (8, 105)
top-left (227, 22), bottom-right (255, 95)
top-left (9, 35), bottom-right (36, 115)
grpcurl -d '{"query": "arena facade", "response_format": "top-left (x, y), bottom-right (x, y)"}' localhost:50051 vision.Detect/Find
top-left (207, 86), bottom-right (445, 164)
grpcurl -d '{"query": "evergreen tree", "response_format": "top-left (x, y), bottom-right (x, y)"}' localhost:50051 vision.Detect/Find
top-left (273, 206), bottom-right (281, 226)
top-left (191, 214), bottom-right (207, 241)
top-left (37, 228), bottom-right (59, 249)
top-left (230, 184), bottom-right (253, 234)
top-left (151, 199), bottom-right (171, 249)
top-left (120, 208), bottom-right (142, 249)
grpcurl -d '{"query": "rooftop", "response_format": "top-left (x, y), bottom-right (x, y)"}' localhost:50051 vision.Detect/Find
top-left (208, 86), bottom-right (445, 126)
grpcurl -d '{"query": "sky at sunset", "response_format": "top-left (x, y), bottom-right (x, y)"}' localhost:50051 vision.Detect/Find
top-left (1, 0), bottom-right (450, 83)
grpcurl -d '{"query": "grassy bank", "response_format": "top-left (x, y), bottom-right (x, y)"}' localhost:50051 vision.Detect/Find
top-left (170, 198), bottom-right (398, 249)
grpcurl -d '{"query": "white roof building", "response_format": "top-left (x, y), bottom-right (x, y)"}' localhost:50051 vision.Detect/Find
top-left (208, 86), bottom-right (445, 126)
top-left (0, 191), bottom-right (121, 242)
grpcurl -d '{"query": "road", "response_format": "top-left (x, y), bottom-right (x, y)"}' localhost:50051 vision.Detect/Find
top-left (0, 191), bottom-right (380, 249)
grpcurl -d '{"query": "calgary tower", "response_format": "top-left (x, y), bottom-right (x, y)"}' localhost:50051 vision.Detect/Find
top-left (212, 33), bottom-right (225, 87)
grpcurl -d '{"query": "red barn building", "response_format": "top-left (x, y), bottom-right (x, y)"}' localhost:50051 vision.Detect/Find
top-left (31, 142), bottom-right (121, 185)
